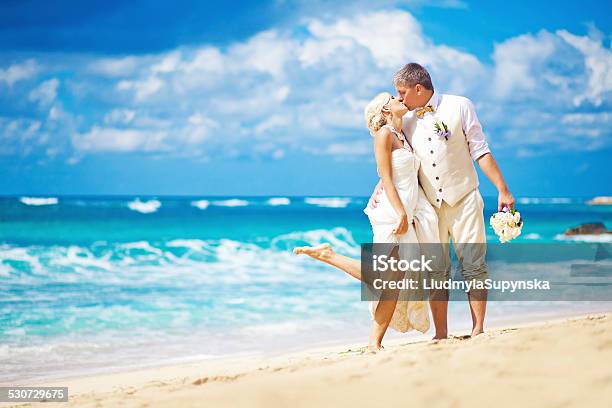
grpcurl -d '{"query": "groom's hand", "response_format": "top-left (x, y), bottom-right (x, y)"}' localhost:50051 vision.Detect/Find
top-left (368, 180), bottom-right (384, 209)
top-left (498, 189), bottom-right (515, 211)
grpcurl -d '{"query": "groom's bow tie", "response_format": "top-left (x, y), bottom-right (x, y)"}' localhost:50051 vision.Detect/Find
top-left (415, 104), bottom-right (435, 119)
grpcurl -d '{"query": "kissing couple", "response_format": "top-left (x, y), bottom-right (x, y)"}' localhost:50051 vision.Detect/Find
top-left (294, 63), bottom-right (515, 353)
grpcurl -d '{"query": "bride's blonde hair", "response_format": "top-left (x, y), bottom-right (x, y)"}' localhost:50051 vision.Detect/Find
top-left (364, 92), bottom-right (392, 135)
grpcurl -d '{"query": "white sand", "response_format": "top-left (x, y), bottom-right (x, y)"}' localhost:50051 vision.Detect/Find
top-left (8, 313), bottom-right (612, 407)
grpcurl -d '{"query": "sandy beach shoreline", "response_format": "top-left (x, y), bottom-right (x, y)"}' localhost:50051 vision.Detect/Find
top-left (6, 311), bottom-right (612, 407)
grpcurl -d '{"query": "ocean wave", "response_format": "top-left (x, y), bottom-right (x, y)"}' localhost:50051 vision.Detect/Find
top-left (190, 200), bottom-right (209, 210)
top-left (127, 199), bottom-right (161, 214)
top-left (517, 197), bottom-right (573, 205)
top-left (271, 227), bottom-right (360, 256)
top-left (554, 233), bottom-right (612, 243)
top-left (166, 239), bottom-right (209, 252)
top-left (523, 233), bottom-right (542, 240)
top-left (212, 199), bottom-right (249, 207)
top-left (304, 197), bottom-right (351, 208)
top-left (0, 227), bottom-right (360, 284)
top-left (19, 197), bottom-right (58, 206)
top-left (266, 197), bottom-right (290, 206)
top-left (118, 240), bottom-right (164, 255)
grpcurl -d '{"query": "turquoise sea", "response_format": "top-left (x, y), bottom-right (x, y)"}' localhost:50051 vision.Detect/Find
top-left (1, 195), bottom-right (611, 384)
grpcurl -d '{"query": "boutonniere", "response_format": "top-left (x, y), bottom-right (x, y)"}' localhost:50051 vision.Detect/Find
top-left (434, 121), bottom-right (450, 140)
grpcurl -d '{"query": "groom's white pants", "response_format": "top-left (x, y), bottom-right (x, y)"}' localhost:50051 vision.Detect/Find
top-left (433, 188), bottom-right (488, 282)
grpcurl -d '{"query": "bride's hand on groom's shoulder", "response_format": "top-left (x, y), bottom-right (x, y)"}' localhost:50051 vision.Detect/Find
top-left (368, 181), bottom-right (384, 209)
top-left (498, 189), bottom-right (515, 211)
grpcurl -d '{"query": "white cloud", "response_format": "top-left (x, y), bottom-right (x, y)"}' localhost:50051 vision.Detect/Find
top-left (0, 117), bottom-right (44, 155)
top-left (561, 112), bottom-right (612, 125)
top-left (116, 76), bottom-right (164, 102)
top-left (151, 51), bottom-right (182, 74)
top-left (72, 126), bottom-right (169, 153)
top-left (228, 30), bottom-right (295, 78)
top-left (104, 109), bottom-right (136, 125)
top-left (2, 8), bottom-right (610, 162)
top-left (254, 115), bottom-right (291, 135)
top-left (28, 78), bottom-right (60, 106)
top-left (0, 59), bottom-right (39, 86)
top-left (491, 28), bottom-right (612, 108)
top-left (485, 27), bottom-right (612, 152)
top-left (304, 11), bottom-right (425, 69)
top-left (492, 31), bottom-right (559, 98)
top-left (87, 56), bottom-right (141, 77)
top-left (556, 29), bottom-right (612, 107)
top-left (323, 140), bottom-right (372, 156)
top-left (181, 47), bottom-right (225, 73)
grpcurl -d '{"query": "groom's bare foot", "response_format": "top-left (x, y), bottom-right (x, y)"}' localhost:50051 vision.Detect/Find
top-left (293, 243), bottom-right (334, 262)
top-left (471, 328), bottom-right (484, 337)
top-left (432, 334), bottom-right (448, 340)
top-left (432, 330), bottom-right (448, 340)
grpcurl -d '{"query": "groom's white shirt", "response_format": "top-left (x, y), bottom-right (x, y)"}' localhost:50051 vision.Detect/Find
top-left (403, 91), bottom-right (491, 208)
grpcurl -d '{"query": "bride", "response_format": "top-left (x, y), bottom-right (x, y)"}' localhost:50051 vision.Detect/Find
top-left (294, 92), bottom-right (440, 352)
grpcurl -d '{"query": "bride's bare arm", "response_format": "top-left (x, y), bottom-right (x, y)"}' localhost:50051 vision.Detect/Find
top-left (373, 128), bottom-right (408, 234)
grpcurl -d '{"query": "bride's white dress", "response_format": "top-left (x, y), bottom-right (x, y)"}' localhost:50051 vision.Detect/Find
top-left (363, 124), bottom-right (439, 333)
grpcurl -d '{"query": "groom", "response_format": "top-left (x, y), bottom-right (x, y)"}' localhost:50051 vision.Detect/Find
top-left (369, 63), bottom-right (514, 338)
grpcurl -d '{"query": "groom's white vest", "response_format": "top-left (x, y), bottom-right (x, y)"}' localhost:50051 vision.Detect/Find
top-left (405, 93), bottom-right (479, 208)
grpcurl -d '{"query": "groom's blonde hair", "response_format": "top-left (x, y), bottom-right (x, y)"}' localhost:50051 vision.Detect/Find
top-left (364, 92), bottom-right (392, 135)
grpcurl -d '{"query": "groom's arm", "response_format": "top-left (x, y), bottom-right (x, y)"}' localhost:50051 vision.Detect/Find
top-left (476, 153), bottom-right (515, 211)
top-left (461, 98), bottom-right (515, 211)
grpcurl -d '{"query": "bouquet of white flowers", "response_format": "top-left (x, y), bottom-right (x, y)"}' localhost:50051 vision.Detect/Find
top-left (490, 207), bottom-right (523, 243)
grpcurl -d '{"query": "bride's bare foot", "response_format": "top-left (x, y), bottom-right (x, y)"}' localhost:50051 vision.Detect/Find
top-left (293, 243), bottom-right (334, 262)
top-left (366, 343), bottom-right (384, 354)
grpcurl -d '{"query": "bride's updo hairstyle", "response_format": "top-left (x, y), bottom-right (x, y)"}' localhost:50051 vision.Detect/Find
top-left (364, 92), bottom-right (392, 136)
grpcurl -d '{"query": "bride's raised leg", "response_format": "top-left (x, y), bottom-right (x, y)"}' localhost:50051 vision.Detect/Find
top-left (293, 243), bottom-right (401, 352)
top-left (293, 244), bottom-right (362, 281)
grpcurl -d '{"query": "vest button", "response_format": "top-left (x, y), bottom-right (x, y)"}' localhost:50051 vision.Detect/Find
top-left (428, 138), bottom-right (432, 141)
top-left (432, 163), bottom-right (436, 167)
top-left (430, 150), bottom-right (434, 154)
top-left (435, 176), bottom-right (439, 180)
top-left (439, 188), bottom-right (442, 192)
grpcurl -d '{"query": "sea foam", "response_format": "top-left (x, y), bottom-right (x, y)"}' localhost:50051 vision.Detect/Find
top-left (190, 200), bottom-right (210, 210)
top-left (304, 197), bottom-right (351, 208)
top-left (212, 199), bottom-right (249, 207)
top-left (19, 197), bottom-right (58, 206)
top-left (266, 197), bottom-right (291, 206)
top-left (518, 197), bottom-right (573, 205)
top-left (554, 233), bottom-right (612, 243)
top-left (127, 199), bottom-right (161, 214)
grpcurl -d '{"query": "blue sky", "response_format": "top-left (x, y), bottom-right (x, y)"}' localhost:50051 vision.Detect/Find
top-left (0, 0), bottom-right (610, 196)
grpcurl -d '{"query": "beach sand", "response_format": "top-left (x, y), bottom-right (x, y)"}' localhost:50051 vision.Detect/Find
top-left (9, 313), bottom-right (612, 407)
